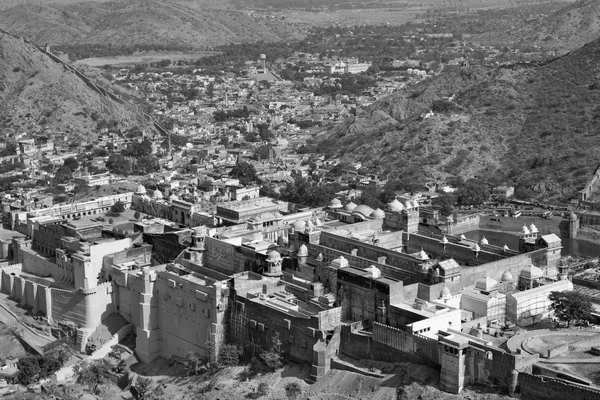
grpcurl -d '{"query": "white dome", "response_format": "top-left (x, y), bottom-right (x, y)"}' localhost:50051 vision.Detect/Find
top-left (292, 220), bottom-right (306, 231)
top-left (344, 202), bottom-right (357, 212)
top-left (460, 234), bottom-right (467, 241)
top-left (388, 199), bottom-right (404, 212)
top-left (266, 250), bottom-right (282, 263)
top-left (503, 244), bottom-right (510, 251)
top-left (441, 236), bottom-right (449, 245)
top-left (520, 265), bottom-right (543, 280)
top-left (297, 244), bottom-right (308, 257)
top-left (418, 248), bottom-right (429, 260)
top-left (365, 265), bottom-right (382, 279)
top-left (522, 225), bottom-right (530, 235)
top-left (475, 277), bottom-right (498, 292)
top-left (501, 270), bottom-right (514, 282)
top-left (136, 184), bottom-right (147, 194)
top-left (529, 223), bottom-right (538, 234)
top-left (480, 237), bottom-right (489, 245)
top-left (371, 208), bottom-right (385, 219)
top-left (439, 285), bottom-right (451, 300)
top-left (169, 194), bottom-right (178, 201)
top-left (472, 243), bottom-right (481, 252)
top-left (152, 189), bottom-right (163, 199)
top-left (329, 198), bottom-right (343, 209)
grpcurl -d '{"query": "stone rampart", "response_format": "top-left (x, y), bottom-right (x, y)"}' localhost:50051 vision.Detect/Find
top-left (339, 324), bottom-right (440, 367)
top-left (308, 243), bottom-right (419, 284)
top-left (480, 216), bottom-right (569, 237)
top-left (519, 372), bottom-right (600, 400)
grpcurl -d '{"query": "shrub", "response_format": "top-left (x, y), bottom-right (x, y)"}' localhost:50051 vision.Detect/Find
top-left (257, 382), bottom-right (269, 396)
top-left (218, 344), bottom-right (240, 367)
top-left (285, 382), bottom-right (302, 399)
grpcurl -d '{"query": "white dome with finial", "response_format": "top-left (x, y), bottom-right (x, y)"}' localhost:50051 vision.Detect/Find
top-left (388, 199), bottom-right (404, 212)
top-left (476, 277), bottom-right (498, 292)
top-left (371, 208), bottom-right (385, 219)
top-left (152, 189), bottom-right (163, 199)
top-left (530, 223), bottom-right (538, 234)
top-left (441, 236), bottom-right (449, 245)
top-left (329, 198), bottom-right (343, 209)
top-left (501, 270), bottom-right (514, 282)
top-left (472, 243), bottom-right (481, 252)
top-left (344, 202), bottom-right (357, 212)
top-left (439, 285), bottom-right (451, 300)
top-left (297, 244), bottom-right (308, 257)
top-left (418, 248), bottom-right (429, 260)
top-left (480, 237), bottom-right (489, 245)
top-left (460, 233), bottom-right (467, 241)
top-left (522, 225), bottom-right (530, 235)
top-left (292, 220), bottom-right (306, 231)
top-left (503, 244), bottom-right (510, 251)
top-left (136, 184), bottom-right (147, 194)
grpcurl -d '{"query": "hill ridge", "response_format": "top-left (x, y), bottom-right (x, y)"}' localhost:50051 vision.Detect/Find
top-left (0, 29), bottom-right (154, 139)
top-left (321, 37), bottom-right (600, 200)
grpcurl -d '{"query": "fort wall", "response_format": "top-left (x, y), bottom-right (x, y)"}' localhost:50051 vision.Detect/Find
top-left (519, 372), bottom-right (600, 400)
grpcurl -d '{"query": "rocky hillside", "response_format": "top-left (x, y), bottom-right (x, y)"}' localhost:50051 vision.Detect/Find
top-left (0, 0), bottom-right (305, 50)
top-left (0, 31), bottom-right (150, 138)
top-left (478, 0), bottom-right (600, 55)
top-left (321, 39), bottom-right (600, 201)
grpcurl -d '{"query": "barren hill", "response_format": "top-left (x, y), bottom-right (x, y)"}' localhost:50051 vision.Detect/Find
top-left (321, 39), bottom-right (600, 201)
top-left (0, 31), bottom-right (150, 138)
top-left (0, 0), bottom-right (305, 50)
top-left (479, 0), bottom-right (600, 55)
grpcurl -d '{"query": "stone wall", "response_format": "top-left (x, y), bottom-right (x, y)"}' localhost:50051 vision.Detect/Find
top-left (308, 243), bottom-right (420, 284)
top-left (519, 373), bottom-right (600, 400)
top-left (459, 248), bottom-right (554, 288)
top-left (446, 214), bottom-right (481, 235)
top-left (480, 216), bottom-right (569, 237)
top-left (339, 324), bottom-right (440, 367)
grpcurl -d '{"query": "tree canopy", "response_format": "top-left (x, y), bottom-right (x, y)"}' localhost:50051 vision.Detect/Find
top-left (548, 290), bottom-right (592, 328)
top-left (229, 161), bottom-right (258, 185)
top-left (456, 179), bottom-right (490, 206)
top-left (433, 193), bottom-right (456, 216)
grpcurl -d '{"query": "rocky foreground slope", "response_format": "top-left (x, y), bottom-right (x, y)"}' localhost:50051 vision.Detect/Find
top-left (0, 31), bottom-right (150, 139)
top-left (321, 38), bottom-right (600, 200)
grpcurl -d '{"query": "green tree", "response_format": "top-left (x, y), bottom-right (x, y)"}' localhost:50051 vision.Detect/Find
top-left (126, 140), bottom-right (153, 157)
top-left (259, 331), bottom-right (283, 371)
top-left (17, 357), bottom-right (41, 385)
top-left (111, 201), bottom-right (125, 214)
top-left (218, 344), bottom-right (240, 367)
top-left (433, 193), bottom-right (456, 216)
top-left (229, 161), bottom-right (257, 185)
top-left (74, 359), bottom-right (111, 392)
top-left (136, 155), bottom-right (160, 174)
top-left (135, 377), bottom-right (152, 400)
top-left (182, 352), bottom-right (206, 376)
top-left (548, 291), bottom-right (592, 328)
top-left (285, 382), bottom-right (302, 399)
top-left (456, 179), bottom-right (490, 206)
top-left (53, 165), bottom-right (73, 185)
top-left (106, 154), bottom-right (132, 174)
top-left (63, 157), bottom-right (79, 172)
